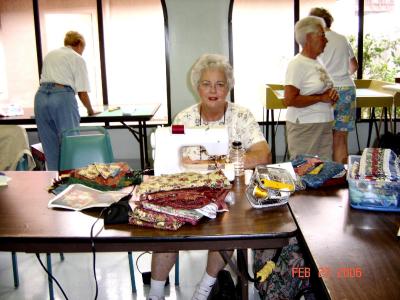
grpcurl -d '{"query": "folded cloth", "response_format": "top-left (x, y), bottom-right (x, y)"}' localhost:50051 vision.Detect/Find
top-left (139, 187), bottom-right (230, 210)
top-left (292, 156), bottom-right (323, 176)
top-left (141, 202), bottom-right (203, 225)
top-left (67, 162), bottom-right (141, 190)
top-left (300, 161), bottom-right (345, 189)
top-left (291, 155), bottom-right (345, 189)
top-left (136, 170), bottom-right (231, 195)
top-left (129, 206), bottom-right (185, 230)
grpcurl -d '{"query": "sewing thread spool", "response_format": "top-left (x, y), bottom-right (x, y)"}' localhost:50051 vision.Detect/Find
top-left (253, 185), bottom-right (268, 198)
top-left (171, 124), bottom-right (185, 134)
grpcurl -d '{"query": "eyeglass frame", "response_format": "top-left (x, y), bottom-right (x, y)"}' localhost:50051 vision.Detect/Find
top-left (198, 80), bottom-right (228, 91)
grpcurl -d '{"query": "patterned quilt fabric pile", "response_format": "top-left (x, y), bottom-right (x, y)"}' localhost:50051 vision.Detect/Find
top-left (291, 155), bottom-right (346, 189)
top-left (130, 170), bottom-right (231, 230)
top-left (355, 148), bottom-right (400, 181)
top-left (49, 162), bottom-right (142, 194)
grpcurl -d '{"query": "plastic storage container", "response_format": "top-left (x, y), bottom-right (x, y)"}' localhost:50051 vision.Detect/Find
top-left (347, 155), bottom-right (400, 212)
top-left (230, 141), bottom-right (245, 177)
top-left (246, 165), bottom-right (295, 209)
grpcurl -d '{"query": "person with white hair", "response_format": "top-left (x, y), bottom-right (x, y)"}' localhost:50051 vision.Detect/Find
top-left (309, 7), bottom-right (358, 164)
top-left (284, 16), bottom-right (339, 160)
top-left (34, 31), bottom-right (96, 170)
top-left (147, 53), bottom-right (271, 300)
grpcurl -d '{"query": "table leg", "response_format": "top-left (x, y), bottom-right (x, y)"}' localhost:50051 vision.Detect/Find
top-left (121, 121), bottom-right (145, 170)
top-left (219, 249), bottom-right (250, 300)
top-left (142, 121), bottom-right (150, 168)
top-left (367, 108), bottom-right (376, 147)
top-left (384, 107), bottom-right (388, 133)
top-left (266, 109), bottom-right (270, 146)
top-left (237, 249), bottom-right (250, 300)
top-left (138, 122), bottom-right (145, 170)
top-left (271, 110), bottom-right (276, 163)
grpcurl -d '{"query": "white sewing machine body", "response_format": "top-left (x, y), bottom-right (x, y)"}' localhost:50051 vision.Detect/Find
top-left (151, 125), bottom-right (235, 181)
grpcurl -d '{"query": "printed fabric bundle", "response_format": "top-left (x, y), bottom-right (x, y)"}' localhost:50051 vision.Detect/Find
top-left (357, 148), bottom-right (400, 181)
top-left (69, 162), bottom-right (142, 190)
top-left (130, 170), bottom-right (231, 230)
top-left (49, 162), bottom-right (142, 194)
top-left (348, 148), bottom-right (400, 210)
top-left (291, 155), bottom-right (346, 189)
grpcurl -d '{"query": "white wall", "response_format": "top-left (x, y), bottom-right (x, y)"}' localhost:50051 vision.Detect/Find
top-left (109, 0), bottom-right (231, 165)
top-left (28, 0), bottom-right (388, 166)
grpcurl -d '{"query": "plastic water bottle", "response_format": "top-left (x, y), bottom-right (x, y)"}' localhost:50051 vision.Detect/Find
top-left (230, 141), bottom-right (245, 177)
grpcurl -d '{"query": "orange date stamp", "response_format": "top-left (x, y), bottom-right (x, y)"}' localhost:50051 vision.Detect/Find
top-left (292, 266), bottom-right (363, 279)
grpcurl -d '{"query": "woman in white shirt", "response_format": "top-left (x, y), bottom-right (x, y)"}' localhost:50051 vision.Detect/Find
top-left (34, 31), bottom-right (96, 170)
top-left (284, 16), bottom-right (339, 160)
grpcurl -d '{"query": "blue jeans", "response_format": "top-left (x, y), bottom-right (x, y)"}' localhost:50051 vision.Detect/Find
top-left (34, 83), bottom-right (80, 170)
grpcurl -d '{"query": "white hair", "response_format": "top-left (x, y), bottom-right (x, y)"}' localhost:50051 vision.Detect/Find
top-left (190, 53), bottom-right (234, 92)
top-left (294, 16), bottom-right (326, 47)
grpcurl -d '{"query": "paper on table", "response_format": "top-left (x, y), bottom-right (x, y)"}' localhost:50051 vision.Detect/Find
top-left (0, 104), bottom-right (24, 117)
top-left (48, 184), bottom-right (131, 211)
top-left (267, 162), bottom-right (297, 180)
top-left (0, 175), bottom-right (11, 186)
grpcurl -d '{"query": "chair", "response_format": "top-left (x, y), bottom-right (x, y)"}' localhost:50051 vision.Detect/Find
top-left (59, 126), bottom-right (114, 171)
top-left (57, 126), bottom-right (144, 294)
top-left (265, 84), bottom-right (286, 162)
top-left (0, 125), bottom-right (36, 171)
top-left (0, 125), bottom-right (36, 288)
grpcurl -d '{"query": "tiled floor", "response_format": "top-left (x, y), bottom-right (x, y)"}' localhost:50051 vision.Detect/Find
top-left (0, 251), bottom-right (261, 300)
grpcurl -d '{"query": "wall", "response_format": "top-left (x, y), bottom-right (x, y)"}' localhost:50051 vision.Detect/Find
top-left (106, 0), bottom-right (231, 166)
top-left (28, 0), bottom-right (385, 167)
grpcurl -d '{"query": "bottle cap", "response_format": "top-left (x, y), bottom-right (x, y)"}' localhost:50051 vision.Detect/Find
top-left (232, 140), bottom-right (242, 148)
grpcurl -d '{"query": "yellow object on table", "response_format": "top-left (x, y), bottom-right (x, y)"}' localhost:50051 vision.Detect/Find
top-left (260, 178), bottom-right (295, 192)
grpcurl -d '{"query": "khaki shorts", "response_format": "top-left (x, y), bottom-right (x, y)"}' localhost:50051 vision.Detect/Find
top-left (286, 121), bottom-right (333, 160)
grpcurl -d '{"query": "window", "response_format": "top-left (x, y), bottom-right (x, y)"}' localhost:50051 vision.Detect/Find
top-left (300, 0), bottom-right (359, 44)
top-left (103, 0), bottom-right (167, 123)
top-left (38, 0), bottom-right (102, 107)
top-left (231, 0), bottom-right (293, 122)
top-left (231, 0), bottom-right (362, 122)
top-left (1, 0), bottom-right (168, 123)
top-left (0, 0), bottom-right (38, 107)
top-left (362, 0), bottom-right (399, 81)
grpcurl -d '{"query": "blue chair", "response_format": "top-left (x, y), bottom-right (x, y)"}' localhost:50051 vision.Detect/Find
top-left (57, 126), bottom-right (142, 294)
top-left (59, 126), bottom-right (114, 171)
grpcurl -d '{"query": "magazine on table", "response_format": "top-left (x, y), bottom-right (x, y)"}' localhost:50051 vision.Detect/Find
top-left (48, 184), bottom-right (132, 211)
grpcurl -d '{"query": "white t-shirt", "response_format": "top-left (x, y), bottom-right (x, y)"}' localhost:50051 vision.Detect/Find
top-left (173, 101), bottom-right (266, 160)
top-left (40, 46), bottom-right (90, 93)
top-left (318, 30), bottom-right (356, 87)
top-left (285, 54), bottom-right (334, 124)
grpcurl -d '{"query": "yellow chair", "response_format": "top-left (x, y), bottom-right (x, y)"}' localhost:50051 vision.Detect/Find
top-left (265, 84), bottom-right (286, 162)
top-left (354, 79), bottom-right (398, 147)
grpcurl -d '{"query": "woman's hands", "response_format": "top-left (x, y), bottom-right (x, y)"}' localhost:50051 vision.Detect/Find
top-left (320, 88), bottom-right (339, 105)
top-left (284, 85), bottom-right (339, 107)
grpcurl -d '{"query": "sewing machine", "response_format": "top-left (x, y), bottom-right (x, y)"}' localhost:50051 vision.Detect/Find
top-left (150, 125), bottom-right (235, 181)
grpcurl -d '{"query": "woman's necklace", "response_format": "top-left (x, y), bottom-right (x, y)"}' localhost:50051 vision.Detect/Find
top-left (199, 103), bottom-right (227, 126)
top-left (198, 103), bottom-right (227, 159)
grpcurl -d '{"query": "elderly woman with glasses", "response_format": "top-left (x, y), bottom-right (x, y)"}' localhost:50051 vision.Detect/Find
top-left (284, 16), bottom-right (339, 161)
top-left (147, 53), bottom-right (271, 300)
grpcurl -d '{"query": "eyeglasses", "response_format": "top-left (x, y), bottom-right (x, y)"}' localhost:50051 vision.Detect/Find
top-left (199, 81), bottom-right (227, 91)
top-left (312, 31), bottom-right (326, 38)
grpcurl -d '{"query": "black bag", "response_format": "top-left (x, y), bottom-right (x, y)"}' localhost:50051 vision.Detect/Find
top-left (373, 132), bottom-right (400, 155)
top-left (208, 270), bottom-right (238, 300)
top-left (104, 194), bottom-right (132, 225)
